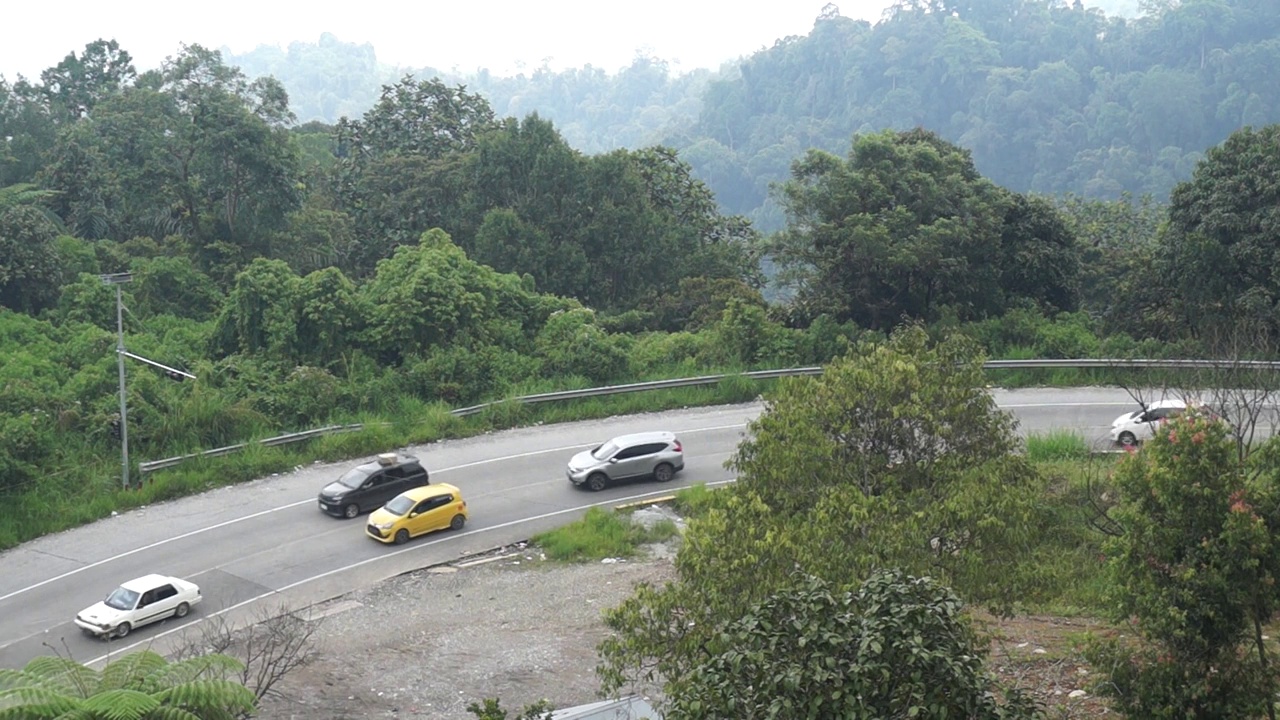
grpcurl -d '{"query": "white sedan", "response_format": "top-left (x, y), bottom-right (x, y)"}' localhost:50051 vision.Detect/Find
top-left (74, 574), bottom-right (202, 639)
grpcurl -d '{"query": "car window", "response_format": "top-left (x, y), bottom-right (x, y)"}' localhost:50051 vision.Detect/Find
top-left (635, 443), bottom-right (669, 456)
top-left (366, 472), bottom-right (391, 487)
top-left (105, 587), bottom-right (139, 610)
top-left (385, 466), bottom-right (408, 480)
top-left (614, 445), bottom-right (642, 460)
top-left (337, 467), bottom-right (372, 489)
top-left (591, 441), bottom-right (620, 461)
top-left (429, 494), bottom-right (454, 510)
top-left (155, 584), bottom-right (177, 601)
top-left (138, 589), bottom-right (156, 607)
top-left (385, 495), bottom-right (415, 516)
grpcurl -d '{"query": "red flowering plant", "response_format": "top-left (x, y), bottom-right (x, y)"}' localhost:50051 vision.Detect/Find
top-left (1086, 408), bottom-right (1280, 717)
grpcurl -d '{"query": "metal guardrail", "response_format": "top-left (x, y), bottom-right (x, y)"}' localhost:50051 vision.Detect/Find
top-left (136, 358), bottom-right (1280, 474)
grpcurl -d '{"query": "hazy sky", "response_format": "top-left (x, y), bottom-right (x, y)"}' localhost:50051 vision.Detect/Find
top-left (1, 0), bottom-right (894, 81)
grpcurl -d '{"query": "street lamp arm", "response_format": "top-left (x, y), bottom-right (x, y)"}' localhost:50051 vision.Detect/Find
top-left (119, 351), bottom-right (197, 380)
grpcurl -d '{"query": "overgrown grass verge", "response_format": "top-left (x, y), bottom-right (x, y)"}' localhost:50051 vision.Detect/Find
top-left (1026, 430), bottom-right (1091, 462)
top-left (532, 507), bottom-right (679, 562)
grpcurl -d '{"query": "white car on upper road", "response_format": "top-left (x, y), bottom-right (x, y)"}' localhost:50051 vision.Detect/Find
top-left (1109, 398), bottom-right (1188, 447)
top-left (74, 574), bottom-right (202, 639)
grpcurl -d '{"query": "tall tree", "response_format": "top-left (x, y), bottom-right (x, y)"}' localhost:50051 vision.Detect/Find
top-left (773, 128), bottom-right (1010, 329)
top-left (1156, 124), bottom-right (1280, 335)
top-left (39, 39), bottom-right (136, 121)
top-left (599, 327), bottom-right (1049, 701)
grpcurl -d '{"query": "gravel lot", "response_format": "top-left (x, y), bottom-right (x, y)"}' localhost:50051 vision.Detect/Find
top-left (254, 538), bottom-right (675, 719)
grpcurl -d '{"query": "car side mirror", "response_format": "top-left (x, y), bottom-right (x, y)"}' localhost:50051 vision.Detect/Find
top-left (608, 458), bottom-right (618, 464)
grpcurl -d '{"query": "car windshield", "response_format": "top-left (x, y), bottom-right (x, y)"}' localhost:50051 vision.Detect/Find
top-left (384, 495), bottom-right (414, 516)
top-left (337, 467), bottom-right (372, 489)
top-left (591, 441), bottom-right (620, 461)
top-left (104, 586), bottom-right (139, 611)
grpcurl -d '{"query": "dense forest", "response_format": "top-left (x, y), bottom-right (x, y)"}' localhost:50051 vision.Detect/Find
top-left (1, 0), bottom-right (1279, 530)
top-left (221, 0), bottom-right (1280, 230)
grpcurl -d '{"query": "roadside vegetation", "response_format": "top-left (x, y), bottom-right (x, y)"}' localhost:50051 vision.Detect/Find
top-left (533, 507), bottom-right (679, 562)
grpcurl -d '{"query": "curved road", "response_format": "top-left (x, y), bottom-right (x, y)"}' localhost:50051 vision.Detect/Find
top-left (0, 388), bottom-right (1156, 668)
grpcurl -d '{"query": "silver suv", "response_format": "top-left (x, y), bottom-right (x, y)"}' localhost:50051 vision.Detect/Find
top-left (567, 431), bottom-right (684, 491)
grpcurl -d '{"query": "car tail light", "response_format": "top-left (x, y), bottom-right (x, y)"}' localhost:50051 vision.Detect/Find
top-left (673, 440), bottom-right (683, 453)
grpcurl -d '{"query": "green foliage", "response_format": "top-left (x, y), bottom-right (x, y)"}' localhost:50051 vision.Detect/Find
top-left (660, 571), bottom-right (1043, 720)
top-left (774, 129), bottom-right (1075, 329)
top-left (671, 483), bottom-right (718, 518)
top-left (130, 255), bottom-right (223, 320)
top-left (1159, 124), bottom-right (1280, 335)
top-left (533, 507), bottom-right (678, 562)
top-left (534, 308), bottom-right (629, 384)
top-left (1087, 410), bottom-right (1280, 716)
top-left (0, 204), bottom-right (65, 313)
top-left (466, 697), bottom-right (555, 720)
top-left (597, 325), bottom-right (1053, 706)
top-left (0, 650), bottom-right (256, 719)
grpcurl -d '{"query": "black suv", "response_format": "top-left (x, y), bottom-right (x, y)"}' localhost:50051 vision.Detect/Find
top-left (318, 454), bottom-right (430, 518)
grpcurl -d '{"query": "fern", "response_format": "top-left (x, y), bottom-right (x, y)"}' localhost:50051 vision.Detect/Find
top-left (81, 689), bottom-right (160, 720)
top-left (0, 651), bottom-right (256, 719)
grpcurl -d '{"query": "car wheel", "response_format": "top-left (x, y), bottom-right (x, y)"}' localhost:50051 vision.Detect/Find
top-left (343, 503), bottom-right (360, 519)
top-left (394, 529), bottom-right (410, 545)
top-left (450, 514), bottom-right (466, 531)
top-left (653, 463), bottom-right (675, 483)
top-left (587, 473), bottom-right (608, 492)
top-left (1118, 431), bottom-right (1137, 447)
top-left (175, 602), bottom-right (190, 618)
top-left (114, 622), bottom-right (131, 639)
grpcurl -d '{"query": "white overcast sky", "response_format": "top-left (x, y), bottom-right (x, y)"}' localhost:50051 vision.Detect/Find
top-left (1, 0), bottom-right (893, 81)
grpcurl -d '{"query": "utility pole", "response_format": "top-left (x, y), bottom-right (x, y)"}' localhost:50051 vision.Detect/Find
top-left (98, 272), bottom-right (197, 490)
top-left (100, 273), bottom-right (133, 489)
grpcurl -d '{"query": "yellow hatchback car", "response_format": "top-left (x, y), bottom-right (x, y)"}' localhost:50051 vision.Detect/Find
top-left (365, 483), bottom-right (468, 545)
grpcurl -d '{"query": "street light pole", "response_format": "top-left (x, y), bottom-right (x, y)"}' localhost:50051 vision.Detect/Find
top-left (115, 283), bottom-right (129, 490)
top-left (101, 273), bottom-right (134, 489)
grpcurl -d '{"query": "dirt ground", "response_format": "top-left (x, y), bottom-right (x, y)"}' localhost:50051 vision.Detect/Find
top-left (252, 515), bottom-right (1118, 720)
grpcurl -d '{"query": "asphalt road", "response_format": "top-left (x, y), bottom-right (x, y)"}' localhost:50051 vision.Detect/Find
top-left (0, 387), bottom-right (1185, 669)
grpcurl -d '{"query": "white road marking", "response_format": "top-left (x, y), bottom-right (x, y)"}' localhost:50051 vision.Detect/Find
top-left (87, 480), bottom-right (738, 665)
top-left (0, 423), bottom-right (749, 602)
top-left (1002, 402), bottom-right (1132, 408)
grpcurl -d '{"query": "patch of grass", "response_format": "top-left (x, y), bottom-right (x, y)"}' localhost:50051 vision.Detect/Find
top-left (1026, 430), bottom-right (1091, 462)
top-left (533, 507), bottom-right (678, 562)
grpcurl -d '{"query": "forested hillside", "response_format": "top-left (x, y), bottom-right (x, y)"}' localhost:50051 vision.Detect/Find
top-left (677, 0), bottom-right (1280, 228)
top-left (223, 0), bottom-right (1280, 232)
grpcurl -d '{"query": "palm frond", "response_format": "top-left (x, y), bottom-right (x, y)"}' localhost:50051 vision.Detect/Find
top-left (151, 679), bottom-right (256, 716)
top-left (81, 688), bottom-right (160, 720)
top-left (99, 651), bottom-right (167, 692)
top-left (0, 686), bottom-right (81, 718)
top-left (16, 657), bottom-right (98, 698)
